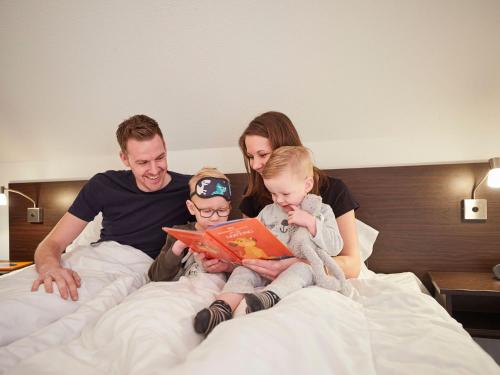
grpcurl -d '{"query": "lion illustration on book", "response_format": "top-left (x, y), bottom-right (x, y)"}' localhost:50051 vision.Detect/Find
top-left (229, 237), bottom-right (268, 259)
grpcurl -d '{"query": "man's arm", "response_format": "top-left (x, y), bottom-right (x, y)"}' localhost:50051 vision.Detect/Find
top-left (31, 212), bottom-right (89, 301)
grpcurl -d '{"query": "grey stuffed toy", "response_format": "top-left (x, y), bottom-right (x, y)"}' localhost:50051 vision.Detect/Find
top-left (288, 194), bottom-right (347, 292)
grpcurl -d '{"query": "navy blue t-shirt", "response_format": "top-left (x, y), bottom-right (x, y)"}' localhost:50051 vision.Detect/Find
top-left (68, 170), bottom-right (192, 259)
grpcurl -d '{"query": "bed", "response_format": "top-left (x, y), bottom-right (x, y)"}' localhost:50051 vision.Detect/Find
top-left (0, 242), bottom-right (497, 374)
top-left (1, 163), bottom-right (499, 374)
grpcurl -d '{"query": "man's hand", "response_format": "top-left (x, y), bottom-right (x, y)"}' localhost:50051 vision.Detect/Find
top-left (31, 266), bottom-right (82, 301)
top-left (196, 253), bottom-right (235, 273)
top-left (31, 212), bottom-right (88, 301)
top-left (242, 257), bottom-right (299, 280)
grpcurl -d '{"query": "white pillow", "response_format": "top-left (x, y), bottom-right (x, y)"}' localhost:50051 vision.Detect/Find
top-left (356, 219), bottom-right (379, 261)
top-left (66, 213), bottom-right (103, 252)
top-left (355, 219), bottom-right (379, 279)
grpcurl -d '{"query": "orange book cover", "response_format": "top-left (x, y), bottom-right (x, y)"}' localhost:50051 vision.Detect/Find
top-left (163, 218), bottom-right (293, 264)
top-left (0, 261), bottom-right (33, 272)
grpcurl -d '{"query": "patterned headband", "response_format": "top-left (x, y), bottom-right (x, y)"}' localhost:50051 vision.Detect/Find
top-left (191, 177), bottom-right (231, 201)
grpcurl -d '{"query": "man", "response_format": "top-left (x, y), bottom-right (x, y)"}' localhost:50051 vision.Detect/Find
top-left (31, 115), bottom-right (192, 301)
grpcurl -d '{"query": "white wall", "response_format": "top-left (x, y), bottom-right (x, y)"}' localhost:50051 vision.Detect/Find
top-left (1, 0), bottom-right (500, 162)
top-left (1, 0), bottom-right (500, 258)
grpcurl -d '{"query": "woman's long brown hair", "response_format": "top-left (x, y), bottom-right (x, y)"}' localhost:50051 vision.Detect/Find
top-left (238, 111), bottom-right (328, 208)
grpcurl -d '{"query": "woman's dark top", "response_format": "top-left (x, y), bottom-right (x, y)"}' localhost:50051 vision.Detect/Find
top-left (239, 176), bottom-right (359, 218)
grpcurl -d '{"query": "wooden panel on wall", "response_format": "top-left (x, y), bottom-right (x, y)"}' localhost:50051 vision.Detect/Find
top-left (8, 181), bottom-right (86, 261)
top-left (7, 162), bottom-right (500, 291)
top-left (329, 163), bottom-right (500, 287)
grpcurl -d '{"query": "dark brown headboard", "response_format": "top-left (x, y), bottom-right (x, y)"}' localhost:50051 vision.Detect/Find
top-left (8, 162), bottom-right (500, 290)
top-left (8, 180), bottom-right (87, 261)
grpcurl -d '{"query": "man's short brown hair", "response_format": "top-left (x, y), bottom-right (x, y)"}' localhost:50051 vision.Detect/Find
top-left (116, 114), bottom-right (164, 152)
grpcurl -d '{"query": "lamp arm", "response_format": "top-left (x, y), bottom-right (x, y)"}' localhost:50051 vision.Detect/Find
top-left (3, 188), bottom-right (37, 208)
top-left (471, 173), bottom-right (488, 199)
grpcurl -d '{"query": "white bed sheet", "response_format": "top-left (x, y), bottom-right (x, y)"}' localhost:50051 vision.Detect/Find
top-left (2, 264), bottom-right (498, 375)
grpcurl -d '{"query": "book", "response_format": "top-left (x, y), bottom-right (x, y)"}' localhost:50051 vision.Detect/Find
top-left (0, 261), bottom-right (33, 274)
top-left (163, 218), bottom-right (293, 264)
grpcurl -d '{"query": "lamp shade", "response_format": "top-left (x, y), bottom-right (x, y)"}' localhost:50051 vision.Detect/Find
top-left (0, 193), bottom-right (6, 206)
top-left (488, 169), bottom-right (500, 188)
top-left (487, 157), bottom-right (500, 188)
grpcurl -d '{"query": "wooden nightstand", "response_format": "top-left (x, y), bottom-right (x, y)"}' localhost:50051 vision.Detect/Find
top-left (429, 271), bottom-right (500, 339)
top-left (0, 261), bottom-right (33, 275)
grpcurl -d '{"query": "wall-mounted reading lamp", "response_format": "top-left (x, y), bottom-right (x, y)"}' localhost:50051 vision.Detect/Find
top-left (0, 186), bottom-right (44, 223)
top-left (462, 157), bottom-right (500, 221)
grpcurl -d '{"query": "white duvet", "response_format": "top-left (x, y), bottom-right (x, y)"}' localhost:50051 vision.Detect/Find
top-left (0, 242), bottom-right (152, 369)
top-left (0, 244), bottom-right (498, 375)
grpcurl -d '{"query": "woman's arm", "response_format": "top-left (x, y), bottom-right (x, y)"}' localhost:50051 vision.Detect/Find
top-left (331, 209), bottom-right (360, 279)
top-left (242, 257), bottom-right (300, 280)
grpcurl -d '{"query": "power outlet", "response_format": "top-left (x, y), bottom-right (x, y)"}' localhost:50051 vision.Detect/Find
top-left (27, 207), bottom-right (43, 223)
top-left (462, 199), bottom-right (487, 221)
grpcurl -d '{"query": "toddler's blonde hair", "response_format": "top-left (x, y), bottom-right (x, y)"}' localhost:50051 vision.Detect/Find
top-left (262, 146), bottom-right (314, 180)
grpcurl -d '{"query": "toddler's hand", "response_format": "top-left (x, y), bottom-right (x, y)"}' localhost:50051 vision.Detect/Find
top-left (287, 205), bottom-right (316, 236)
top-left (287, 206), bottom-right (314, 227)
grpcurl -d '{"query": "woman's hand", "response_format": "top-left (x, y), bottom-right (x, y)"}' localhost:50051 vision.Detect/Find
top-left (196, 253), bottom-right (235, 273)
top-left (242, 257), bottom-right (300, 280)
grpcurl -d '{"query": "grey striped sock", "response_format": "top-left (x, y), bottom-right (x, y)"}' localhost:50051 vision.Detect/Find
top-left (194, 300), bottom-right (232, 336)
top-left (245, 291), bottom-right (281, 313)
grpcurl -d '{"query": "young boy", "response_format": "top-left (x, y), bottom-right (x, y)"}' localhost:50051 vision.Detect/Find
top-left (148, 167), bottom-right (233, 281)
top-left (194, 146), bottom-right (344, 336)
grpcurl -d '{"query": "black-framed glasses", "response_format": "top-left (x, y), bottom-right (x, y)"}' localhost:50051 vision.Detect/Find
top-left (190, 201), bottom-right (231, 218)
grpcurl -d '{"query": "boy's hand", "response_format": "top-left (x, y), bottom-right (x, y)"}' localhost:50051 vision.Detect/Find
top-left (172, 240), bottom-right (188, 256)
top-left (196, 253), bottom-right (235, 273)
top-left (287, 205), bottom-right (316, 235)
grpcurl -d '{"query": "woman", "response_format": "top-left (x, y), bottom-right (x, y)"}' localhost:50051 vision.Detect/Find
top-left (202, 111), bottom-right (361, 279)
